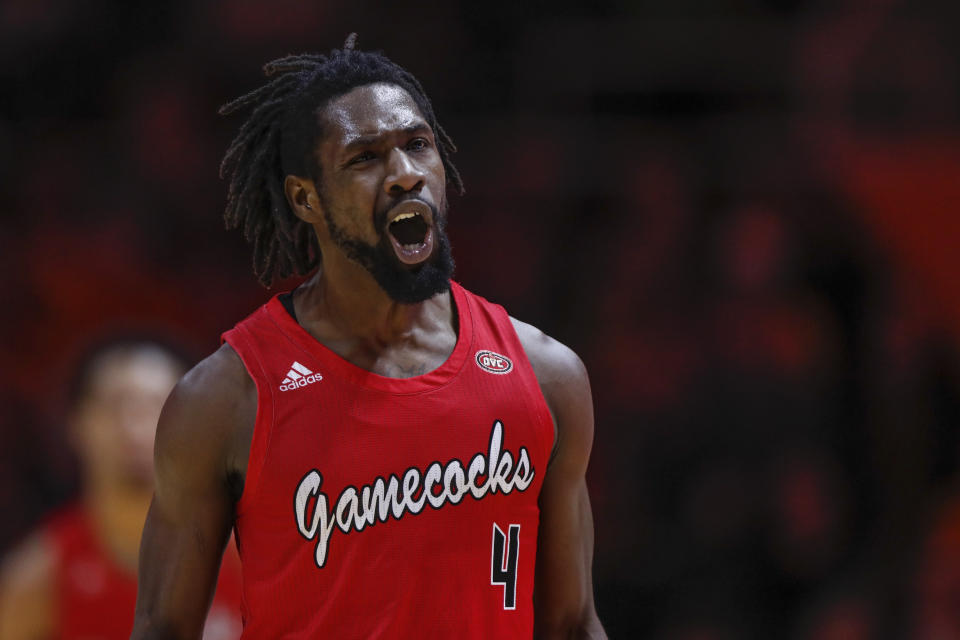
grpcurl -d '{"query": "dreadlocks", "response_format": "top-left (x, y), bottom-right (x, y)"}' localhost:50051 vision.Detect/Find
top-left (219, 34), bottom-right (464, 287)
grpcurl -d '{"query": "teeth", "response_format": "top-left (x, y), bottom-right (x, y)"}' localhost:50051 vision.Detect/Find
top-left (392, 212), bottom-right (420, 223)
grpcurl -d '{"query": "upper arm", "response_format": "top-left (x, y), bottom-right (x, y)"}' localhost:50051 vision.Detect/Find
top-left (0, 533), bottom-right (55, 640)
top-left (512, 319), bottom-right (606, 639)
top-left (131, 344), bottom-right (254, 640)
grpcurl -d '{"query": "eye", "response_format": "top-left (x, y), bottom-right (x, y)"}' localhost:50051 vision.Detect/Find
top-left (349, 151), bottom-right (376, 165)
top-left (407, 138), bottom-right (430, 152)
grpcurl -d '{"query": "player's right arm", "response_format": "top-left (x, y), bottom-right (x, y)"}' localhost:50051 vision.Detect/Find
top-left (131, 344), bottom-right (255, 640)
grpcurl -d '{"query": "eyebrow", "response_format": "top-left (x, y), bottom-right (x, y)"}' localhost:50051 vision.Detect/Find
top-left (342, 124), bottom-right (432, 153)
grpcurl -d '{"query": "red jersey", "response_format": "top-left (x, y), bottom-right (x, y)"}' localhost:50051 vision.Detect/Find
top-left (222, 282), bottom-right (554, 638)
top-left (45, 503), bottom-right (244, 639)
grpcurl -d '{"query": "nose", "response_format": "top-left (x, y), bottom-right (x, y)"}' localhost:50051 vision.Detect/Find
top-left (384, 148), bottom-right (425, 195)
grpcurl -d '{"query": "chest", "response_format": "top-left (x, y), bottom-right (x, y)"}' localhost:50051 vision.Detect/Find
top-left (268, 371), bottom-right (547, 486)
top-left (302, 320), bottom-right (458, 380)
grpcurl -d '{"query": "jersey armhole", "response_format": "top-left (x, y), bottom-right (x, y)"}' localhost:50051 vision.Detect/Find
top-left (482, 303), bottom-right (556, 469)
top-left (222, 326), bottom-right (276, 517)
top-left (514, 340), bottom-right (557, 470)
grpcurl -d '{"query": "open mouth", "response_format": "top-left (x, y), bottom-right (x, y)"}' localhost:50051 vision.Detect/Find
top-left (389, 212), bottom-right (429, 246)
top-left (385, 202), bottom-right (435, 265)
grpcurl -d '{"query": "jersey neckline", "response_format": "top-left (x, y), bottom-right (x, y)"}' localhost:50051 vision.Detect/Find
top-left (264, 280), bottom-right (474, 395)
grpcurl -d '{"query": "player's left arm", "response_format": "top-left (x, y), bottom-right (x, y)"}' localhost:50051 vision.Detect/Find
top-left (512, 318), bottom-right (607, 639)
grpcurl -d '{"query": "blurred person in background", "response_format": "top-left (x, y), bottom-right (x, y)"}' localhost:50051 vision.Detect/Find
top-left (0, 338), bottom-right (243, 640)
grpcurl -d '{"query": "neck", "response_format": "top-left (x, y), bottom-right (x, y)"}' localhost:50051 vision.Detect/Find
top-left (84, 476), bottom-right (153, 573)
top-left (295, 252), bottom-right (449, 347)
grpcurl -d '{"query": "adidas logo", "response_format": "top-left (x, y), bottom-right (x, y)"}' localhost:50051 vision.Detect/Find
top-left (279, 361), bottom-right (322, 392)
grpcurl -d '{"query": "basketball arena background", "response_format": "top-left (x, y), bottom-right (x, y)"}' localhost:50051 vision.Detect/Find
top-left (2, 0), bottom-right (960, 637)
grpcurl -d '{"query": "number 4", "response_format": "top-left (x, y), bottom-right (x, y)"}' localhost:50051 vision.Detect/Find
top-left (491, 523), bottom-right (520, 610)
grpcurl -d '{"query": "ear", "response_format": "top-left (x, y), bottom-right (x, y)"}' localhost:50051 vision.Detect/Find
top-left (284, 175), bottom-right (323, 223)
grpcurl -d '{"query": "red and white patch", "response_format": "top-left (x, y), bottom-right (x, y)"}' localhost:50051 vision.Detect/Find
top-left (475, 350), bottom-right (513, 375)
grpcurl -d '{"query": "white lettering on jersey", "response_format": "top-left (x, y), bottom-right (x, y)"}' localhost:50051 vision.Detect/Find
top-left (292, 420), bottom-right (535, 568)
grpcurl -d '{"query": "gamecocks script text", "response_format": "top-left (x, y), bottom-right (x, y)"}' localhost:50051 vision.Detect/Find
top-left (293, 420), bottom-right (534, 568)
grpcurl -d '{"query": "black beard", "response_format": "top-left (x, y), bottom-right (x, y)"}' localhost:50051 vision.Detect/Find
top-left (322, 199), bottom-right (455, 304)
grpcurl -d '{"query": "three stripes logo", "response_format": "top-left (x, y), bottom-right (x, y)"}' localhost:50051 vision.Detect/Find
top-left (279, 361), bottom-right (322, 392)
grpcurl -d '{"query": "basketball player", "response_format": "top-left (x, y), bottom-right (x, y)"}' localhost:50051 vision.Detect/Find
top-left (132, 35), bottom-right (606, 639)
top-left (0, 338), bottom-right (243, 639)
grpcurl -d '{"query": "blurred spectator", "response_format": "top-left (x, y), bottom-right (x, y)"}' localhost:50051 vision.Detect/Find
top-left (0, 338), bottom-right (243, 639)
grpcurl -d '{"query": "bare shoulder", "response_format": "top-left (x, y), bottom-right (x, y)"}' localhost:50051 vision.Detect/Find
top-left (510, 317), bottom-right (594, 464)
top-left (154, 342), bottom-right (256, 499)
top-left (169, 342), bottom-right (252, 407)
top-left (509, 317), bottom-right (589, 393)
top-left (0, 532), bottom-right (55, 638)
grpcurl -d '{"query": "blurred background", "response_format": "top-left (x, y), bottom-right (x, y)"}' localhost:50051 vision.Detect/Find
top-left (2, 0), bottom-right (960, 637)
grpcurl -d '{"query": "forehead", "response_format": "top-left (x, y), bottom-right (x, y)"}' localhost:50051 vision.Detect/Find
top-left (85, 349), bottom-right (182, 402)
top-left (318, 83), bottom-right (427, 148)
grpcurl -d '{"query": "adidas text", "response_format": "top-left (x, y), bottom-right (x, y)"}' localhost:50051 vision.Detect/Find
top-left (280, 361), bottom-right (322, 392)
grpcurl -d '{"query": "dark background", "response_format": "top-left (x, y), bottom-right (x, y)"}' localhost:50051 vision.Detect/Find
top-left (3, 0), bottom-right (960, 637)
